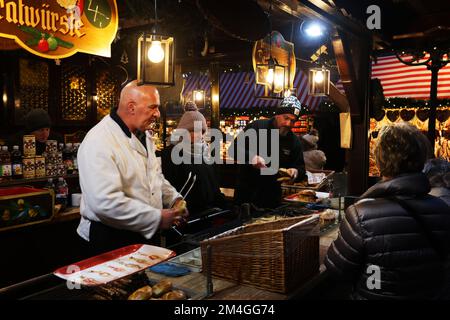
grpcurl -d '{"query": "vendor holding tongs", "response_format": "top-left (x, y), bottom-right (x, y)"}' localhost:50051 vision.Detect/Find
top-left (76, 81), bottom-right (188, 255)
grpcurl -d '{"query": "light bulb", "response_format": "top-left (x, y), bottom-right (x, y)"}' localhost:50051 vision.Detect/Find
top-left (147, 40), bottom-right (164, 63)
top-left (284, 89), bottom-right (292, 97)
top-left (314, 71), bottom-right (324, 83)
top-left (274, 72), bottom-right (284, 90)
top-left (195, 91), bottom-right (204, 101)
top-left (305, 23), bottom-right (324, 37)
top-left (266, 68), bottom-right (274, 84)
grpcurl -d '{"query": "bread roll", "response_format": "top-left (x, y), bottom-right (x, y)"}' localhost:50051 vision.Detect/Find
top-left (173, 199), bottom-right (187, 216)
top-left (128, 285), bottom-right (153, 300)
top-left (295, 190), bottom-right (317, 202)
top-left (278, 168), bottom-right (291, 177)
top-left (152, 279), bottom-right (173, 298)
top-left (162, 290), bottom-right (187, 300)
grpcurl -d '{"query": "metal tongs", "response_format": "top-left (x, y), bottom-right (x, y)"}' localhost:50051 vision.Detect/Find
top-left (169, 171), bottom-right (197, 208)
top-left (170, 172), bottom-right (197, 236)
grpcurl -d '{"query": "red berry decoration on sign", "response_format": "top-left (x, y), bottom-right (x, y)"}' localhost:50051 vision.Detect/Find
top-left (38, 35), bottom-right (49, 52)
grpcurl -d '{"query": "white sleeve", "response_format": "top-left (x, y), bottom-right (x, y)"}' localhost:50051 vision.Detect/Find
top-left (78, 143), bottom-right (161, 239)
top-left (161, 175), bottom-right (181, 208)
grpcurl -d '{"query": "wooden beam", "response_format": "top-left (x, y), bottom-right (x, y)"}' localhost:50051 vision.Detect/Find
top-left (328, 83), bottom-right (350, 112)
top-left (273, 0), bottom-right (371, 37)
top-left (331, 30), bottom-right (361, 119)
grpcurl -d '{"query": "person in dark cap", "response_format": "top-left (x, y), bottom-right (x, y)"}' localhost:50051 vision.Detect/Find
top-left (230, 95), bottom-right (307, 209)
top-left (9, 108), bottom-right (63, 155)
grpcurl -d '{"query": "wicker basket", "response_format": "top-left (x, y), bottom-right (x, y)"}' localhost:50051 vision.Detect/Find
top-left (200, 215), bottom-right (320, 293)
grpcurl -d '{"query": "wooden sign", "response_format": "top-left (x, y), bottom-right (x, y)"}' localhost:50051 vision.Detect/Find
top-left (0, 0), bottom-right (118, 59)
top-left (252, 31), bottom-right (296, 90)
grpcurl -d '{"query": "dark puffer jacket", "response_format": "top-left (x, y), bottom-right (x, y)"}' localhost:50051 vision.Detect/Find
top-left (325, 173), bottom-right (450, 299)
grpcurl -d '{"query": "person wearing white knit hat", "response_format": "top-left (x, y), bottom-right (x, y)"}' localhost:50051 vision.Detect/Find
top-left (161, 101), bottom-right (226, 218)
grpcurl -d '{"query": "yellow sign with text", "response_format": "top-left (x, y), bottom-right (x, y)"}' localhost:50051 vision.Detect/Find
top-left (0, 0), bottom-right (118, 58)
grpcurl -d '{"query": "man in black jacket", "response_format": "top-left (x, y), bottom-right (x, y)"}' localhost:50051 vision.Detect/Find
top-left (325, 123), bottom-right (450, 299)
top-left (231, 96), bottom-right (306, 209)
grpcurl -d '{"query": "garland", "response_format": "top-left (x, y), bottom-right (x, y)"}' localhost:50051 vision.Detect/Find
top-left (384, 98), bottom-right (450, 109)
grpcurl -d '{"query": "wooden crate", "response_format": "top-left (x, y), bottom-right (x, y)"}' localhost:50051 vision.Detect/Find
top-left (0, 187), bottom-right (54, 232)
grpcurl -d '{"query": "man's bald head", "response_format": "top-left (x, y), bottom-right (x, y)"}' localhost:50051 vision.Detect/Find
top-left (119, 80), bottom-right (159, 110)
top-left (117, 80), bottom-right (161, 133)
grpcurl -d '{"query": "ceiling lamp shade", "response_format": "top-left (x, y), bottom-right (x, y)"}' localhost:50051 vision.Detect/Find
top-left (308, 67), bottom-right (330, 96)
top-left (137, 32), bottom-right (175, 87)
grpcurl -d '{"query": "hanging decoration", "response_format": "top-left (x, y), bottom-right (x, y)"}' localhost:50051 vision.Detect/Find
top-left (120, 51), bottom-right (129, 64)
top-left (252, 31), bottom-right (296, 99)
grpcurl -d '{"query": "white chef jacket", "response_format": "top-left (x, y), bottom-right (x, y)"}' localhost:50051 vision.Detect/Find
top-left (76, 115), bottom-right (179, 241)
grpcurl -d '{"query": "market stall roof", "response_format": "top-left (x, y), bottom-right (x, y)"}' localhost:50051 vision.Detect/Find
top-left (331, 0), bottom-right (450, 50)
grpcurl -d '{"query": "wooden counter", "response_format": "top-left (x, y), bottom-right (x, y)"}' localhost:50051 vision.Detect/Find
top-left (53, 206), bottom-right (81, 223)
top-left (146, 226), bottom-right (339, 300)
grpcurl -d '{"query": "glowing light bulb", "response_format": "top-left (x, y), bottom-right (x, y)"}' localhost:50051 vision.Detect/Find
top-left (266, 68), bottom-right (274, 84)
top-left (195, 91), bottom-right (204, 101)
top-left (305, 23), bottom-right (324, 37)
top-left (314, 71), bottom-right (324, 83)
top-left (284, 89), bottom-right (292, 97)
top-left (147, 40), bottom-right (164, 63)
top-left (274, 73), bottom-right (284, 89)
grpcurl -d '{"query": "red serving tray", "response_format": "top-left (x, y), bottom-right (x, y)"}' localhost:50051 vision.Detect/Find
top-left (54, 244), bottom-right (176, 286)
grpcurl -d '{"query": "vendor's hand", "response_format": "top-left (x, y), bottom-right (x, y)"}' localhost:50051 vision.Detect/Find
top-left (160, 208), bottom-right (180, 229)
top-left (251, 155), bottom-right (267, 169)
top-left (287, 168), bottom-right (298, 180)
top-left (171, 198), bottom-right (189, 227)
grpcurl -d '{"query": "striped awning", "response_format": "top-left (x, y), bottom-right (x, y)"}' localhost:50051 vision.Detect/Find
top-left (182, 70), bottom-right (324, 111)
top-left (372, 54), bottom-right (450, 99)
top-left (181, 74), bottom-right (211, 102)
top-left (219, 70), bottom-right (323, 111)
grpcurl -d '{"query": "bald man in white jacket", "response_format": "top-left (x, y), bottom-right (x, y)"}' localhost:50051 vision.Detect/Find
top-left (77, 81), bottom-right (186, 254)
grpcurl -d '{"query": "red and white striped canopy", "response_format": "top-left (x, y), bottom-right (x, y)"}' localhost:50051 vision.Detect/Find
top-left (372, 54), bottom-right (450, 99)
top-left (182, 70), bottom-right (324, 111)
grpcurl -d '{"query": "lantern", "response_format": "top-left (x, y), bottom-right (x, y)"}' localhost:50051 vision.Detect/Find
top-left (308, 67), bottom-right (330, 96)
top-left (137, 32), bottom-right (175, 86)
